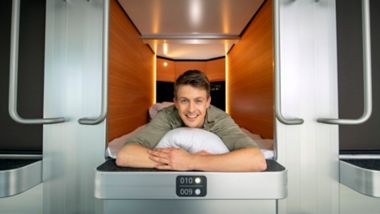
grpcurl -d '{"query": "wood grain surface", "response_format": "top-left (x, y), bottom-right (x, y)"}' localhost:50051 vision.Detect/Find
top-left (107, 0), bottom-right (155, 142)
top-left (227, 0), bottom-right (273, 139)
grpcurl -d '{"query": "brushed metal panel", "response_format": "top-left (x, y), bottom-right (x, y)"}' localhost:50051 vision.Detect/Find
top-left (43, 0), bottom-right (106, 213)
top-left (103, 199), bottom-right (276, 214)
top-left (95, 160), bottom-right (286, 199)
top-left (0, 183), bottom-right (42, 214)
top-left (0, 159), bottom-right (42, 197)
top-left (276, 0), bottom-right (340, 213)
top-left (340, 159), bottom-right (380, 197)
top-left (340, 183), bottom-right (380, 214)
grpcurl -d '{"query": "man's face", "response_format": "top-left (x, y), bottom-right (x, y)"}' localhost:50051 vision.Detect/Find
top-left (174, 85), bottom-right (211, 128)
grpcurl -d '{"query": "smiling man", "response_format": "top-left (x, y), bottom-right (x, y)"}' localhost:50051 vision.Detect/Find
top-left (116, 70), bottom-right (267, 172)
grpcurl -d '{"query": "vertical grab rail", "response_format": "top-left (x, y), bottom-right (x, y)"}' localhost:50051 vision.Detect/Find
top-left (8, 0), bottom-right (65, 124)
top-left (78, 0), bottom-right (109, 125)
top-left (274, 0), bottom-right (304, 125)
top-left (317, 0), bottom-right (372, 125)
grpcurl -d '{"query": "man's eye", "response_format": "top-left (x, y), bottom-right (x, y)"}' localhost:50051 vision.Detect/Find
top-left (180, 100), bottom-right (188, 104)
top-left (195, 100), bottom-right (203, 104)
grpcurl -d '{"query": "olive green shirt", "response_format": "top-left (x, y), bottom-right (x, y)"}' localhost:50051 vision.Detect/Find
top-left (126, 105), bottom-right (258, 151)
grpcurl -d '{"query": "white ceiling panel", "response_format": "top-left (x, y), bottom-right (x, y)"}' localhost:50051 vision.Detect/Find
top-left (117, 0), bottom-right (265, 59)
top-left (144, 39), bottom-right (238, 59)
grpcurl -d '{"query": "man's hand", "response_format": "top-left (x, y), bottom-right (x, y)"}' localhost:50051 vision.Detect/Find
top-left (148, 148), bottom-right (196, 171)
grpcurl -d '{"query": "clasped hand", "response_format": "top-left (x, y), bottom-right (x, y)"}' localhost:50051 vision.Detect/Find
top-left (148, 148), bottom-right (208, 171)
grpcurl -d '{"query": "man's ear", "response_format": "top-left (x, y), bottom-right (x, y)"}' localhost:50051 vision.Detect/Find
top-left (207, 96), bottom-right (211, 108)
top-left (173, 98), bottom-right (179, 108)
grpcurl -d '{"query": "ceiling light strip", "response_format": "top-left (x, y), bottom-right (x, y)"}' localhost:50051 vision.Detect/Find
top-left (141, 34), bottom-right (240, 40)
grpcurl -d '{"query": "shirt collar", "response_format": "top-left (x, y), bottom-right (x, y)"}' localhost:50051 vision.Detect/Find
top-left (203, 106), bottom-right (216, 129)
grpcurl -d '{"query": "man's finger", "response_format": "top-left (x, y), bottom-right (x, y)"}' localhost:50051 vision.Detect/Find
top-left (149, 155), bottom-right (170, 164)
top-left (154, 148), bottom-right (173, 153)
top-left (149, 150), bottom-right (170, 159)
top-left (155, 164), bottom-right (173, 170)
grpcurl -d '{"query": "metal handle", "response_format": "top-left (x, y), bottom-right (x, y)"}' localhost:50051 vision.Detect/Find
top-left (274, 0), bottom-right (304, 125)
top-left (317, 0), bottom-right (372, 125)
top-left (78, 0), bottom-right (109, 125)
top-left (8, 0), bottom-right (65, 124)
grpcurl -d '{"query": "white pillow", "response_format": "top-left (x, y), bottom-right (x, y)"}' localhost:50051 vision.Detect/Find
top-left (155, 128), bottom-right (229, 154)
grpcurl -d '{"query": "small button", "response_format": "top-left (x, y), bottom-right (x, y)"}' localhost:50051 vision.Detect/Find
top-left (195, 177), bottom-right (201, 184)
top-left (195, 188), bottom-right (201, 195)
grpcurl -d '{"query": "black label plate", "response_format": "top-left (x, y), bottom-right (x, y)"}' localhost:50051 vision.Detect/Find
top-left (176, 175), bottom-right (207, 197)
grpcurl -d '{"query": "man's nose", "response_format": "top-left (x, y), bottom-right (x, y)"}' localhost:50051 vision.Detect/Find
top-left (188, 101), bottom-right (196, 112)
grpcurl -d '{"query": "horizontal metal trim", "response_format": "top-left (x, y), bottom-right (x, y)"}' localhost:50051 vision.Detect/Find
top-left (0, 154), bottom-right (42, 159)
top-left (340, 154), bottom-right (380, 159)
top-left (340, 150), bottom-right (380, 155)
top-left (0, 159), bottom-right (42, 198)
top-left (339, 159), bottom-right (380, 198)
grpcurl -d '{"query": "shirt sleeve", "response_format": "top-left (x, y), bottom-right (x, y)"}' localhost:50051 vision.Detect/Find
top-left (124, 110), bottom-right (172, 149)
top-left (211, 116), bottom-right (259, 151)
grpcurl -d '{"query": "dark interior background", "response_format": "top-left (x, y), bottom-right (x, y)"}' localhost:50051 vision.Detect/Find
top-left (0, 0), bottom-right (45, 153)
top-left (337, 0), bottom-right (380, 152)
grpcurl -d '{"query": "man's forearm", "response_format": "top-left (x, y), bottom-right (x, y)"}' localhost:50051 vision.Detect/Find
top-left (116, 144), bottom-right (157, 168)
top-left (191, 148), bottom-right (267, 172)
top-left (118, 145), bottom-right (267, 172)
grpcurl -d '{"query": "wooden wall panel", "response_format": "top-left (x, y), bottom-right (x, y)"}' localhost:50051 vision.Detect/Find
top-left (156, 58), bottom-right (175, 82)
top-left (107, 0), bottom-right (154, 142)
top-left (175, 61), bottom-right (206, 79)
top-left (205, 58), bottom-right (225, 82)
top-left (227, 0), bottom-right (273, 139)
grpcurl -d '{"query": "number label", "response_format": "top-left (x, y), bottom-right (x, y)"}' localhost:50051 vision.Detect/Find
top-left (179, 177), bottom-right (193, 185)
top-left (176, 175), bottom-right (207, 197)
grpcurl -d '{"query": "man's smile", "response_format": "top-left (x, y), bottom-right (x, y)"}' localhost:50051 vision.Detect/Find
top-left (185, 113), bottom-right (199, 120)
